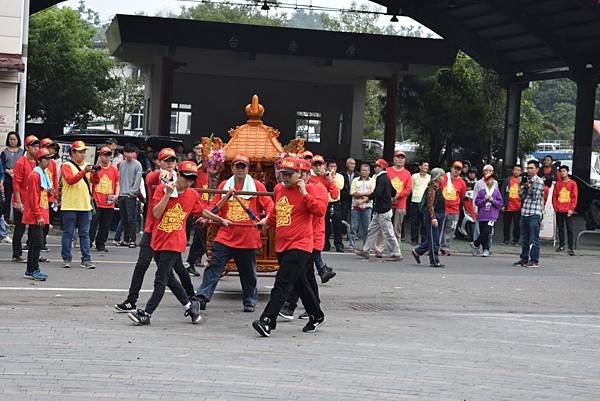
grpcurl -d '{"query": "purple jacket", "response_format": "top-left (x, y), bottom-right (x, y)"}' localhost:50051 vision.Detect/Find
top-left (475, 187), bottom-right (503, 222)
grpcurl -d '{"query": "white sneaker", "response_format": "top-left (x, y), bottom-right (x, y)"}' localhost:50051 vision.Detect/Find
top-left (469, 242), bottom-right (480, 256)
top-left (482, 250), bottom-right (490, 257)
top-left (1, 236), bottom-right (12, 244)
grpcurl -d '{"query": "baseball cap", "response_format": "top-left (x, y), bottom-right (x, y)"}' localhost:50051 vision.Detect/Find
top-left (70, 140), bottom-right (87, 151)
top-left (39, 138), bottom-right (54, 147)
top-left (178, 160), bottom-right (198, 178)
top-left (158, 147), bottom-right (177, 161)
top-left (106, 137), bottom-right (118, 145)
top-left (375, 159), bottom-right (388, 169)
top-left (298, 159), bottom-right (311, 172)
top-left (25, 135), bottom-right (40, 146)
top-left (98, 146), bottom-right (113, 155)
top-left (311, 155), bottom-right (325, 165)
top-left (394, 150), bottom-right (406, 158)
top-left (451, 160), bottom-right (463, 169)
top-left (34, 148), bottom-right (52, 160)
top-left (232, 153), bottom-right (250, 166)
top-left (302, 150), bottom-right (314, 160)
top-left (280, 157), bottom-right (300, 173)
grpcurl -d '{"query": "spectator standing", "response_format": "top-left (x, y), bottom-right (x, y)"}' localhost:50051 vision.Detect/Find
top-left (409, 161), bottom-right (430, 245)
top-left (106, 137), bottom-right (123, 167)
top-left (117, 143), bottom-right (143, 248)
top-left (470, 174), bottom-right (503, 257)
top-left (473, 164), bottom-right (497, 244)
top-left (90, 147), bottom-right (120, 252)
top-left (463, 166), bottom-right (478, 191)
top-left (513, 160), bottom-right (545, 268)
top-left (0, 131), bottom-right (24, 228)
top-left (501, 165), bottom-right (523, 246)
top-left (340, 157), bottom-right (357, 231)
top-left (324, 160), bottom-right (345, 252)
top-left (39, 138), bottom-right (59, 252)
top-left (349, 163), bottom-right (374, 251)
top-left (440, 161), bottom-right (467, 255)
top-left (60, 141), bottom-right (95, 269)
top-left (552, 165), bottom-right (578, 255)
top-left (386, 150), bottom-right (412, 243)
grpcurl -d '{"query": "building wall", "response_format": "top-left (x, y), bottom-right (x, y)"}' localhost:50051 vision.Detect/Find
top-left (0, 0), bottom-right (23, 144)
top-left (170, 73), bottom-right (360, 160)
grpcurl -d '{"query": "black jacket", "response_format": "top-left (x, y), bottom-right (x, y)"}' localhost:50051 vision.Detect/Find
top-left (370, 172), bottom-right (396, 213)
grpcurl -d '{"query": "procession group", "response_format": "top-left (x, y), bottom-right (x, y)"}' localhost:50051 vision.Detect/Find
top-left (1, 131), bottom-right (579, 337)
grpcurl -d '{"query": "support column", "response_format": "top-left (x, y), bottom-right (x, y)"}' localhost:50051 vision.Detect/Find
top-left (349, 80), bottom-right (366, 159)
top-left (502, 82), bottom-right (526, 177)
top-left (158, 56), bottom-right (174, 137)
top-left (572, 70), bottom-right (597, 182)
top-left (383, 73), bottom-right (399, 162)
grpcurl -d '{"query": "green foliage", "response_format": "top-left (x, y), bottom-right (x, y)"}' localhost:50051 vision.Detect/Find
top-left (363, 80), bottom-right (385, 140)
top-left (179, 1), bottom-right (286, 26)
top-left (27, 7), bottom-right (114, 129)
top-left (99, 63), bottom-right (145, 134)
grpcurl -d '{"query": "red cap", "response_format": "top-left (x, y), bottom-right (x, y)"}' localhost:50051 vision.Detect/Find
top-left (70, 140), bottom-right (87, 151)
top-left (25, 135), bottom-right (40, 146)
top-left (178, 160), bottom-right (198, 177)
top-left (98, 146), bottom-right (113, 155)
top-left (298, 159), bottom-right (311, 172)
top-left (394, 150), bottom-right (406, 158)
top-left (232, 153), bottom-right (250, 166)
top-left (158, 147), bottom-right (177, 161)
top-left (311, 155), bottom-right (325, 165)
top-left (302, 150), bottom-right (314, 159)
top-left (34, 148), bottom-right (52, 160)
top-left (375, 159), bottom-right (388, 169)
top-left (39, 138), bottom-right (54, 147)
top-left (452, 160), bottom-right (464, 169)
top-left (280, 157), bottom-right (300, 173)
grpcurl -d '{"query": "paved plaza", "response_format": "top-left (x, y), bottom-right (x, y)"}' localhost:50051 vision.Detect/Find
top-left (1, 236), bottom-right (599, 401)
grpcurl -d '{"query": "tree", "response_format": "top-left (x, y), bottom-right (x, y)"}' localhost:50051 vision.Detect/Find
top-left (27, 7), bottom-right (114, 130)
top-left (99, 63), bottom-right (145, 134)
top-left (179, 1), bottom-right (287, 26)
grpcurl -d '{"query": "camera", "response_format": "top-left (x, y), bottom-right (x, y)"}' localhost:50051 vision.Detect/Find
top-left (520, 172), bottom-right (530, 185)
top-left (91, 165), bottom-right (101, 173)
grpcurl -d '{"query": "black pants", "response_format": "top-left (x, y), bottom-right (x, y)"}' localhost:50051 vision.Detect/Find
top-left (286, 249), bottom-right (321, 310)
top-left (145, 250), bottom-right (192, 315)
top-left (340, 197), bottom-right (351, 226)
top-left (12, 209), bottom-right (26, 258)
top-left (126, 232), bottom-right (195, 304)
top-left (325, 202), bottom-right (343, 250)
top-left (408, 201), bottom-right (425, 243)
top-left (261, 249), bottom-right (323, 326)
top-left (26, 225), bottom-right (43, 274)
top-left (118, 196), bottom-right (137, 244)
top-left (1, 182), bottom-right (13, 221)
top-left (187, 225), bottom-right (207, 265)
top-left (556, 212), bottom-right (574, 250)
top-left (503, 210), bottom-right (520, 244)
top-left (43, 224), bottom-right (49, 248)
top-left (90, 207), bottom-right (114, 250)
top-left (474, 221), bottom-right (492, 251)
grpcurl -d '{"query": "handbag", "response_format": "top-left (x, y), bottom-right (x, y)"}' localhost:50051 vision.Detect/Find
top-left (68, 160), bottom-right (97, 216)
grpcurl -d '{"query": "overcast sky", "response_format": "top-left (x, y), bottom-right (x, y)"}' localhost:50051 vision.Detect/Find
top-left (61, 0), bottom-right (435, 35)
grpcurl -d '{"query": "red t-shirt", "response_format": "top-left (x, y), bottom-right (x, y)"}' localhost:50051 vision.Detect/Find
top-left (386, 167), bottom-right (412, 209)
top-left (309, 174), bottom-right (340, 201)
top-left (151, 184), bottom-right (206, 253)
top-left (45, 159), bottom-right (58, 203)
top-left (441, 174), bottom-right (467, 215)
top-left (209, 179), bottom-right (274, 249)
top-left (505, 176), bottom-right (522, 212)
top-left (144, 171), bottom-right (162, 233)
top-left (11, 155), bottom-right (36, 205)
top-left (194, 168), bottom-right (210, 203)
top-left (22, 170), bottom-right (50, 225)
top-left (552, 179), bottom-right (578, 213)
top-left (267, 183), bottom-right (324, 253)
top-left (91, 165), bottom-right (119, 209)
top-left (308, 181), bottom-right (329, 251)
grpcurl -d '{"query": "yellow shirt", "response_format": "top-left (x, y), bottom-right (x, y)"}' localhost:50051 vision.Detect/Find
top-left (61, 162), bottom-right (92, 211)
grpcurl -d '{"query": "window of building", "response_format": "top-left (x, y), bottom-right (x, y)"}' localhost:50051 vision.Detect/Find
top-left (130, 108), bottom-right (144, 131)
top-left (170, 103), bottom-right (192, 135)
top-left (295, 111), bottom-right (322, 143)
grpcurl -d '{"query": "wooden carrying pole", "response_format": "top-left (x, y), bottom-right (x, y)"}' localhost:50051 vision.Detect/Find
top-left (194, 188), bottom-right (273, 196)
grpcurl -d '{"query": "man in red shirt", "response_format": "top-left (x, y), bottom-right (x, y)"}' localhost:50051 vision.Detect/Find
top-left (252, 158), bottom-right (325, 337)
top-left (386, 150), bottom-right (412, 245)
top-left (115, 148), bottom-right (196, 313)
top-left (553, 165), bottom-right (578, 255)
top-left (440, 160), bottom-right (467, 255)
top-left (22, 148), bottom-right (53, 281)
top-left (128, 161), bottom-right (206, 326)
top-left (12, 135), bottom-right (39, 263)
top-left (90, 147), bottom-right (120, 252)
top-left (196, 153), bottom-right (274, 312)
top-left (39, 138), bottom-right (59, 254)
top-left (501, 165), bottom-right (523, 246)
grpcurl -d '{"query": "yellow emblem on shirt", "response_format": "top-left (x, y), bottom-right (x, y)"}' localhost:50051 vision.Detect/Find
top-left (95, 174), bottom-right (114, 195)
top-left (391, 176), bottom-right (404, 192)
top-left (558, 187), bottom-right (570, 204)
top-left (509, 183), bottom-right (519, 199)
top-left (157, 203), bottom-right (187, 233)
top-left (226, 198), bottom-right (250, 222)
top-left (442, 185), bottom-right (457, 201)
top-left (201, 184), bottom-right (209, 201)
top-left (276, 196), bottom-right (293, 228)
top-left (40, 191), bottom-right (49, 209)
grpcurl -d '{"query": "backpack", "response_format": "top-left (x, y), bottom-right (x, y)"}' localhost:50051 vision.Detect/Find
top-left (418, 187), bottom-right (429, 213)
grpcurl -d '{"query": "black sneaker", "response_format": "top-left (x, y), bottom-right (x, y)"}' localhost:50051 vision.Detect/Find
top-left (243, 304), bottom-right (255, 313)
top-left (41, 246), bottom-right (49, 252)
top-left (411, 249), bottom-right (421, 264)
top-left (568, 249), bottom-right (575, 256)
top-left (302, 315), bottom-right (326, 333)
top-left (555, 246), bottom-right (564, 252)
top-left (12, 256), bottom-right (26, 263)
top-left (319, 269), bottom-right (336, 284)
top-left (114, 300), bottom-right (136, 313)
top-left (298, 311), bottom-right (310, 320)
top-left (252, 317), bottom-right (272, 337)
top-left (22, 245), bottom-right (29, 251)
top-left (196, 295), bottom-right (207, 310)
top-left (184, 300), bottom-right (202, 324)
top-left (128, 309), bottom-right (151, 325)
top-left (278, 302), bottom-right (295, 321)
top-left (430, 262), bottom-right (445, 268)
top-left (186, 265), bottom-right (201, 277)
top-left (512, 260), bottom-right (527, 267)
top-left (38, 256), bottom-right (49, 263)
